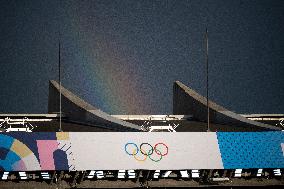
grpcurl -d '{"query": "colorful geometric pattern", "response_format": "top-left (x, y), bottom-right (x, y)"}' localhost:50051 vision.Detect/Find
top-left (0, 133), bottom-right (70, 171)
top-left (0, 132), bottom-right (283, 171)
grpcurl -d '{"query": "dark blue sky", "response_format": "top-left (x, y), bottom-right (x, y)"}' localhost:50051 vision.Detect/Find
top-left (0, 0), bottom-right (283, 114)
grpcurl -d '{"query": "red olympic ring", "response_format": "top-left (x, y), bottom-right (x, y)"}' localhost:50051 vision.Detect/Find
top-left (154, 143), bottom-right (168, 156)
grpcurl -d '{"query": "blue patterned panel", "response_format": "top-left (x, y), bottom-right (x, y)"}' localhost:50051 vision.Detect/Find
top-left (0, 148), bottom-right (9, 160)
top-left (0, 151), bottom-right (20, 170)
top-left (53, 149), bottom-right (69, 170)
top-left (217, 132), bottom-right (284, 169)
top-left (0, 135), bottom-right (14, 149)
top-left (0, 135), bottom-right (19, 170)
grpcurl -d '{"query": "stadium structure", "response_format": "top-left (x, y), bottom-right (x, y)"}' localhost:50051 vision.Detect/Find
top-left (0, 80), bottom-right (283, 188)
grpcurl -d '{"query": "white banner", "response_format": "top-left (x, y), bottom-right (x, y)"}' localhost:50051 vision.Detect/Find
top-left (69, 132), bottom-right (223, 170)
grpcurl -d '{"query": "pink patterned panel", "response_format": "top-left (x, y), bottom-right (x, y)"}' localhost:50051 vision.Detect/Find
top-left (37, 140), bottom-right (58, 170)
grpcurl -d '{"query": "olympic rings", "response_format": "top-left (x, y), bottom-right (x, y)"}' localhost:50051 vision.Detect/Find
top-left (124, 142), bottom-right (169, 162)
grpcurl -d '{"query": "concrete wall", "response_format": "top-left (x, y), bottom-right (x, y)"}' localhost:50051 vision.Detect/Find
top-left (173, 81), bottom-right (280, 131)
top-left (48, 80), bottom-right (140, 131)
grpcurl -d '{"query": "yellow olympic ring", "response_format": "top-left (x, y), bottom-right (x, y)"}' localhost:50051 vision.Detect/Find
top-left (133, 148), bottom-right (147, 162)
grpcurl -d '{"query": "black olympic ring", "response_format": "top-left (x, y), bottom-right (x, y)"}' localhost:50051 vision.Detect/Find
top-left (140, 143), bottom-right (154, 155)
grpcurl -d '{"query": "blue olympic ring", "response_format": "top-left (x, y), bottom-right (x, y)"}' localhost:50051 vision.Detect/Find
top-left (124, 142), bottom-right (139, 155)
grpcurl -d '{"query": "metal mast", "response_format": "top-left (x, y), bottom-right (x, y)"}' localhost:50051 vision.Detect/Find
top-left (59, 41), bottom-right (62, 132)
top-left (206, 28), bottom-right (210, 132)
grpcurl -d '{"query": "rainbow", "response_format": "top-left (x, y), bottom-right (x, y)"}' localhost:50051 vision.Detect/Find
top-left (61, 13), bottom-right (150, 114)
